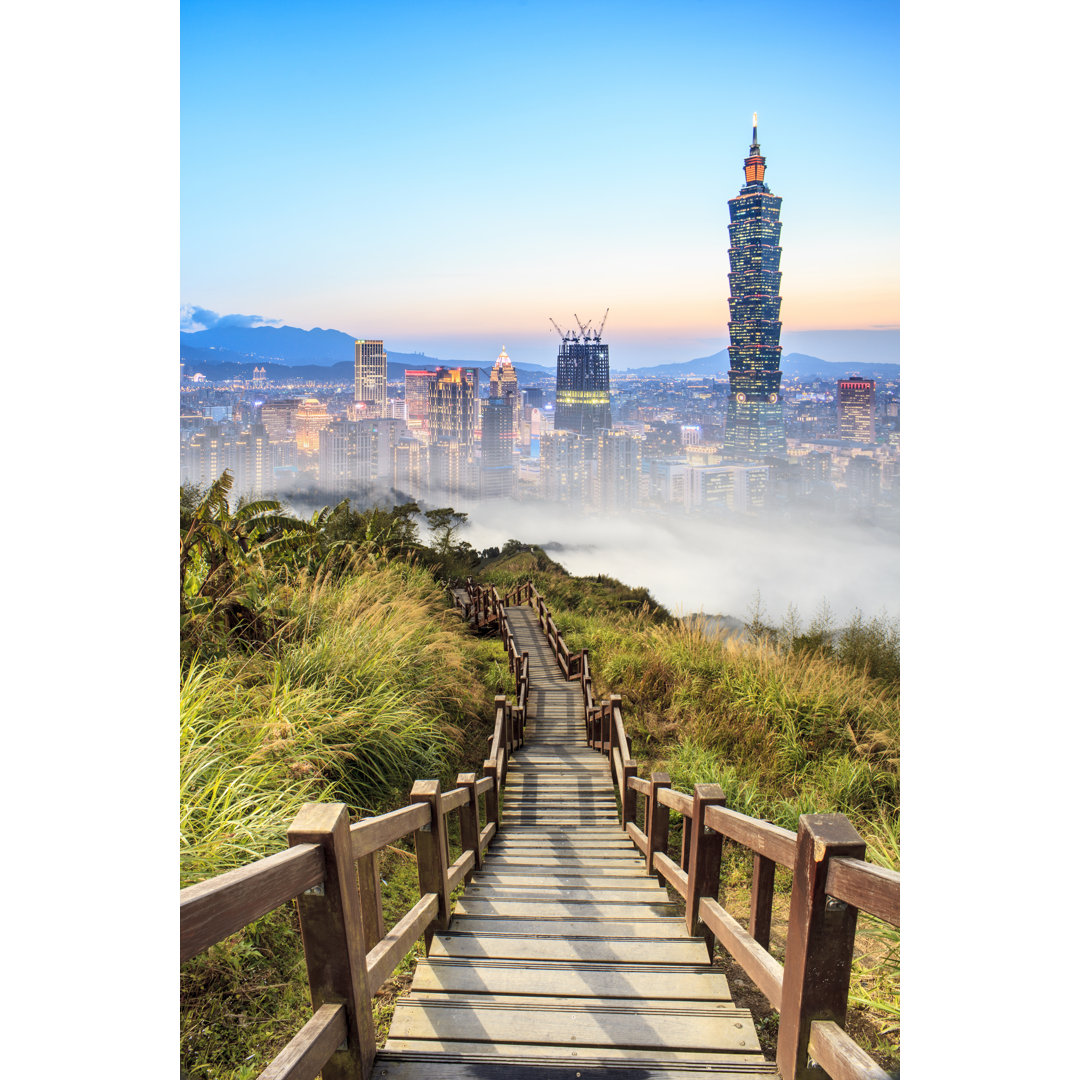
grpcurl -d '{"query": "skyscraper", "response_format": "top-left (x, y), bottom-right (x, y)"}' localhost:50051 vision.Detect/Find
top-left (354, 339), bottom-right (387, 411)
top-left (724, 115), bottom-right (786, 459)
top-left (837, 378), bottom-right (876, 443)
top-left (405, 369), bottom-right (436, 438)
top-left (480, 397), bottom-right (515, 499)
top-left (489, 346), bottom-right (518, 402)
top-left (428, 367), bottom-right (478, 453)
top-left (554, 319), bottom-right (611, 436)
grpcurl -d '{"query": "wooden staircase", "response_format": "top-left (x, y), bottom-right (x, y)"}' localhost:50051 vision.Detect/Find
top-left (376, 606), bottom-right (776, 1076)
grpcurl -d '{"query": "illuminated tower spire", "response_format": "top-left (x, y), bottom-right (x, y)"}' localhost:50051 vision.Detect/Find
top-left (743, 113), bottom-right (767, 187)
top-left (724, 116), bottom-right (786, 460)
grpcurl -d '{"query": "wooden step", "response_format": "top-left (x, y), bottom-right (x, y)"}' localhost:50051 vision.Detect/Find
top-left (454, 899), bottom-right (678, 918)
top-left (429, 933), bottom-right (711, 964)
top-left (448, 916), bottom-right (689, 939)
top-left (387, 997), bottom-right (759, 1053)
top-left (374, 1050), bottom-right (778, 1077)
top-left (410, 958), bottom-right (732, 1001)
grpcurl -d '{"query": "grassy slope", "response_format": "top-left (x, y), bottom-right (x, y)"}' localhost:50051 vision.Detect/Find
top-left (480, 553), bottom-right (900, 1072)
top-left (180, 559), bottom-right (511, 1080)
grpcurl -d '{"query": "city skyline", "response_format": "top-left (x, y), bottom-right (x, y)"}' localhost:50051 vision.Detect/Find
top-left (181, 1), bottom-right (899, 367)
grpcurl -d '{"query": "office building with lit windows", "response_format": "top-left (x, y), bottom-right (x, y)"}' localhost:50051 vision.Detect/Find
top-left (354, 339), bottom-right (387, 411)
top-left (724, 116), bottom-right (786, 459)
top-left (428, 367), bottom-right (478, 454)
top-left (480, 397), bottom-right (515, 499)
top-left (837, 378), bottom-right (876, 443)
top-left (554, 328), bottom-right (611, 436)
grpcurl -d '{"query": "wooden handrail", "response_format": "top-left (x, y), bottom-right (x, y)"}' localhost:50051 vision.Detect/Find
top-left (181, 844), bottom-right (325, 963)
top-left (350, 802), bottom-right (431, 860)
top-left (257, 1002), bottom-right (347, 1080)
top-left (514, 579), bottom-right (901, 1080)
top-left (826, 857), bottom-right (900, 928)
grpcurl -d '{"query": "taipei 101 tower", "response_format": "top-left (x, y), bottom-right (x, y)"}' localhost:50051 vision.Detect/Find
top-left (724, 115), bottom-right (786, 459)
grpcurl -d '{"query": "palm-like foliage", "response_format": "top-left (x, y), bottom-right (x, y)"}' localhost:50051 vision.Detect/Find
top-left (181, 471), bottom-right (310, 653)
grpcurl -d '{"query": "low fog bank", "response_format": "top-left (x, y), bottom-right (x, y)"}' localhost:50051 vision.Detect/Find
top-left (457, 504), bottom-right (899, 625)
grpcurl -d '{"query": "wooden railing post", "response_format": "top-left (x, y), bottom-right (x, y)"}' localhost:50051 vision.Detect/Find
top-left (483, 759), bottom-right (500, 829)
top-left (495, 695), bottom-right (509, 760)
top-left (409, 781), bottom-right (452, 951)
top-left (622, 758), bottom-right (638, 829)
top-left (457, 772), bottom-right (483, 875)
top-left (609, 694), bottom-right (622, 769)
top-left (685, 784), bottom-right (726, 953)
top-left (776, 814), bottom-right (867, 1080)
top-left (750, 853), bottom-right (776, 950)
top-left (287, 803), bottom-right (376, 1080)
top-left (356, 850), bottom-right (384, 953)
top-left (646, 772), bottom-right (671, 874)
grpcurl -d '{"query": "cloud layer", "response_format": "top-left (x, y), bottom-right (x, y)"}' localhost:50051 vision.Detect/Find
top-left (180, 305), bottom-right (282, 332)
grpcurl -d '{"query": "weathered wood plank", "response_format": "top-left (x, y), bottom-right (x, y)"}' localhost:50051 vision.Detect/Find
top-left (699, 898), bottom-right (784, 1010)
top-left (257, 1003), bottom-right (347, 1080)
top-left (808, 1020), bottom-right (892, 1080)
top-left (350, 803), bottom-right (431, 861)
top-left (367, 893), bottom-right (440, 990)
top-left (704, 804), bottom-right (798, 868)
top-left (463, 887), bottom-right (669, 902)
top-left (428, 933), bottom-right (710, 964)
top-left (388, 999), bottom-right (760, 1053)
top-left (454, 899), bottom-right (678, 918)
top-left (372, 1051), bottom-right (777, 1077)
top-left (653, 851), bottom-right (689, 899)
top-left (441, 786), bottom-right (471, 813)
top-left (180, 843), bottom-right (324, 962)
top-left (825, 857), bottom-right (900, 927)
top-left (409, 958), bottom-right (731, 1001)
top-left (447, 916), bottom-right (690, 939)
top-left (447, 850), bottom-right (476, 892)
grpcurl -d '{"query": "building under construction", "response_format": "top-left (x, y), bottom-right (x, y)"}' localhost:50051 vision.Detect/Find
top-left (552, 312), bottom-right (612, 436)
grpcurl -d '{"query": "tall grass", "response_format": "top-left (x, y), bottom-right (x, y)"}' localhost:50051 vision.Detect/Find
top-left (478, 558), bottom-right (901, 1071)
top-left (181, 558), bottom-right (499, 1078)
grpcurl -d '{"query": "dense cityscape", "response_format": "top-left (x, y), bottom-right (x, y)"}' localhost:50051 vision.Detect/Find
top-left (180, 123), bottom-right (899, 530)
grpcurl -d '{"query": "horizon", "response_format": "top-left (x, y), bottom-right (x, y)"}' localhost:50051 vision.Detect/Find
top-left (180, 315), bottom-right (901, 371)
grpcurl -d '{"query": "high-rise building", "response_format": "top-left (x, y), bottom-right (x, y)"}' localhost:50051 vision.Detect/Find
top-left (489, 346), bottom-right (518, 402)
top-left (595, 429), bottom-right (642, 511)
top-left (260, 399), bottom-right (301, 442)
top-left (554, 322), bottom-right (611, 436)
top-left (724, 115), bottom-right (786, 459)
top-left (354, 339), bottom-right (387, 411)
top-left (295, 397), bottom-right (331, 458)
top-left (837, 378), bottom-right (876, 443)
top-left (540, 431), bottom-right (587, 504)
top-left (480, 398), bottom-right (515, 499)
top-left (428, 367), bottom-right (478, 453)
top-left (405, 370), bottom-right (436, 438)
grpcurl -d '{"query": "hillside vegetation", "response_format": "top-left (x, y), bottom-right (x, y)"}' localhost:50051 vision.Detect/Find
top-left (180, 477), bottom-right (899, 1076)
top-left (479, 550), bottom-right (900, 1070)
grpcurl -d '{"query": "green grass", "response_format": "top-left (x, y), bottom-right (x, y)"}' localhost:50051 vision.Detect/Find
top-left (181, 560), bottom-right (502, 1079)
top-left (479, 558), bottom-right (900, 1072)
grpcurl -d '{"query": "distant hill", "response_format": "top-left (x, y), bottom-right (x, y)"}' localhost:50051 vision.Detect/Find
top-left (179, 322), bottom-right (896, 382)
top-left (179, 323), bottom-right (553, 378)
top-left (618, 350), bottom-right (899, 380)
top-left (180, 347), bottom-right (553, 384)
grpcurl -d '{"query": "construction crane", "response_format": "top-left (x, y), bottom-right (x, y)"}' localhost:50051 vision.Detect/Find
top-left (574, 313), bottom-right (592, 340)
top-left (548, 317), bottom-right (568, 340)
top-left (594, 307), bottom-right (609, 341)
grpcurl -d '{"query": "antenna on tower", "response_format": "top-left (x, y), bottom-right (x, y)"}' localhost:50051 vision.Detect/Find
top-left (752, 111), bottom-right (758, 145)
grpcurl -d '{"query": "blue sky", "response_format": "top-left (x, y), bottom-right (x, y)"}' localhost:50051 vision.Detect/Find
top-left (181, 0), bottom-right (899, 367)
